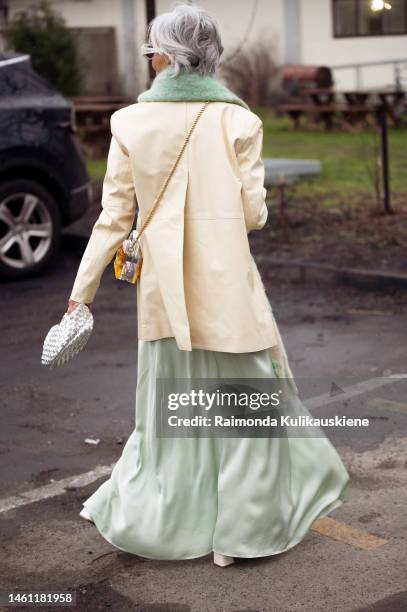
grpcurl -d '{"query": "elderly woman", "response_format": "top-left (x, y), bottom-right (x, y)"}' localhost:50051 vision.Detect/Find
top-left (68, 4), bottom-right (350, 567)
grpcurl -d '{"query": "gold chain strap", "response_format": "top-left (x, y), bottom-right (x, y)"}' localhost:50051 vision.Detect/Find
top-left (136, 100), bottom-right (211, 239)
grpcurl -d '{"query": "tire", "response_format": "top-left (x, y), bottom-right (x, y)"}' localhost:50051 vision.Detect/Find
top-left (0, 179), bottom-right (61, 280)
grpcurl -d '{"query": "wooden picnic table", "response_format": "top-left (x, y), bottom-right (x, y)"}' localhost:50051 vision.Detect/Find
top-left (67, 96), bottom-right (132, 132)
top-left (298, 87), bottom-right (336, 105)
top-left (342, 90), bottom-right (406, 125)
top-left (71, 103), bottom-right (130, 112)
top-left (278, 103), bottom-right (371, 129)
top-left (69, 96), bottom-right (132, 105)
top-left (280, 85), bottom-right (407, 128)
top-left (342, 90), bottom-right (373, 105)
top-left (377, 90), bottom-right (406, 124)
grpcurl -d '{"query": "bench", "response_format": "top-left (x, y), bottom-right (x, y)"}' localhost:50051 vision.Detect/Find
top-left (263, 158), bottom-right (321, 240)
top-left (277, 103), bottom-right (371, 129)
top-left (67, 96), bottom-right (132, 133)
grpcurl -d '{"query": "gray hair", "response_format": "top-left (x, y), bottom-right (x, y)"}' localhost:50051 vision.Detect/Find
top-left (146, 3), bottom-right (224, 76)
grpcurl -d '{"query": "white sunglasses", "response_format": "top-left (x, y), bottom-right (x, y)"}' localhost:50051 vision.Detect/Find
top-left (140, 43), bottom-right (161, 58)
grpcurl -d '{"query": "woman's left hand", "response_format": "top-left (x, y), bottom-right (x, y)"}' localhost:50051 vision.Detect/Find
top-left (67, 299), bottom-right (92, 314)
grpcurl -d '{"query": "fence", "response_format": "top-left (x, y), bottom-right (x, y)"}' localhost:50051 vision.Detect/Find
top-left (331, 58), bottom-right (407, 91)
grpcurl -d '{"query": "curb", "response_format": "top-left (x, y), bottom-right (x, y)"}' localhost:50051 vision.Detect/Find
top-left (255, 256), bottom-right (407, 291)
top-left (63, 233), bottom-right (407, 292)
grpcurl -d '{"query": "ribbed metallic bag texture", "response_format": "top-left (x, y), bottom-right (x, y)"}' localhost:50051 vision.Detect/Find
top-left (41, 303), bottom-right (94, 369)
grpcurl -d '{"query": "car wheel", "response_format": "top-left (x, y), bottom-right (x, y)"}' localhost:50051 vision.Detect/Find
top-left (0, 179), bottom-right (61, 279)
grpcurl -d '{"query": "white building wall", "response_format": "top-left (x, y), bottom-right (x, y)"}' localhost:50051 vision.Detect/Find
top-left (155, 0), bottom-right (286, 64)
top-left (6, 0), bottom-right (407, 93)
top-left (299, 0), bottom-right (407, 90)
top-left (7, 0), bottom-right (287, 95)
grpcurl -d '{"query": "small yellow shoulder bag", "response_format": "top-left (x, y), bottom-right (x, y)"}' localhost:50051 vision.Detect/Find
top-left (113, 100), bottom-right (210, 284)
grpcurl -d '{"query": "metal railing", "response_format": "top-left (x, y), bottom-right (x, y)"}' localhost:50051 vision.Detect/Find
top-left (331, 58), bottom-right (407, 90)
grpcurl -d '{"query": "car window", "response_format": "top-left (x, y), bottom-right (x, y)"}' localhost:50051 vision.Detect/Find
top-left (0, 55), bottom-right (55, 97)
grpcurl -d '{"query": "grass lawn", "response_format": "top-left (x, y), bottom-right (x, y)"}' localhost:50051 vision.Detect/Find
top-left (85, 110), bottom-right (407, 204)
top-left (86, 158), bottom-right (108, 184)
top-left (249, 111), bottom-right (407, 273)
top-left (83, 112), bottom-right (406, 272)
top-left (255, 108), bottom-right (407, 200)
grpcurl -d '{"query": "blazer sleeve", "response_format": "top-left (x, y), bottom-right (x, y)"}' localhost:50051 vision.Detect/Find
top-left (234, 115), bottom-right (268, 233)
top-left (69, 113), bottom-right (137, 304)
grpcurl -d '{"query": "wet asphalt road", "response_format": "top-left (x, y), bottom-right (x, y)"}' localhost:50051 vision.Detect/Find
top-left (0, 237), bottom-right (407, 612)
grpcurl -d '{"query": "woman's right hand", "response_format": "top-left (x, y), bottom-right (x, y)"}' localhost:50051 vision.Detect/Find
top-left (66, 299), bottom-right (92, 314)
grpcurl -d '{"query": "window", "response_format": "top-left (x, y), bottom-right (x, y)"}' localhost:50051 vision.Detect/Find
top-left (332, 0), bottom-right (407, 36)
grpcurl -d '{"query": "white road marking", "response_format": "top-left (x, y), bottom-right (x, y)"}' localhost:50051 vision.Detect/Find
top-left (304, 375), bottom-right (407, 412)
top-left (0, 464), bottom-right (113, 514)
top-left (0, 375), bottom-right (405, 515)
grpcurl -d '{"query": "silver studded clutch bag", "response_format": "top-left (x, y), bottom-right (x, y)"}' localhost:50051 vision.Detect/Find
top-left (41, 303), bottom-right (94, 369)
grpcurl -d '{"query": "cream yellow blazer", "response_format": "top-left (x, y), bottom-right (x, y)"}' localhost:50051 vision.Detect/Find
top-left (69, 101), bottom-right (278, 352)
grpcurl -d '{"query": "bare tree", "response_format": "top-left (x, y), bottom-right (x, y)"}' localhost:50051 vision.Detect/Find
top-left (219, 40), bottom-right (282, 107)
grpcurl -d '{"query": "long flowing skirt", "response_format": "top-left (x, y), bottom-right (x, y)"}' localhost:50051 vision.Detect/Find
top-left (84, 310), bottom-right (350, 560)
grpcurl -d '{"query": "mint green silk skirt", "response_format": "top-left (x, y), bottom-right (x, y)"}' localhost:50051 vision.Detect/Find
top-left (84, 315), bottom-right (351, 560)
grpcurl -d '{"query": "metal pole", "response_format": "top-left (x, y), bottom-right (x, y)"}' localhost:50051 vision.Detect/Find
top-left (145, 0), bottom-right (156, 82)
top-left (377, 105), bottom-right (392, 214)
top-left (394, 62), bottom-right (401, 91)
top-left (355, 65), bottom-right (362, 89)
top-left (145, 0), bottom-right (156, 21)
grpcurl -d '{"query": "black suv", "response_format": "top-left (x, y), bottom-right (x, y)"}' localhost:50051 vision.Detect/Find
top-left (0, 52), bottom-right (92, 279)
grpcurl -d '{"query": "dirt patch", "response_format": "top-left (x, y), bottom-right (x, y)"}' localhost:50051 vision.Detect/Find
top-left (250, 192), bottom-right (407, 274)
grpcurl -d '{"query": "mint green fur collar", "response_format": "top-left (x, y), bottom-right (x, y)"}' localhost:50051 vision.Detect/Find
top-left (137, 66), bottom-right (249, 110)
